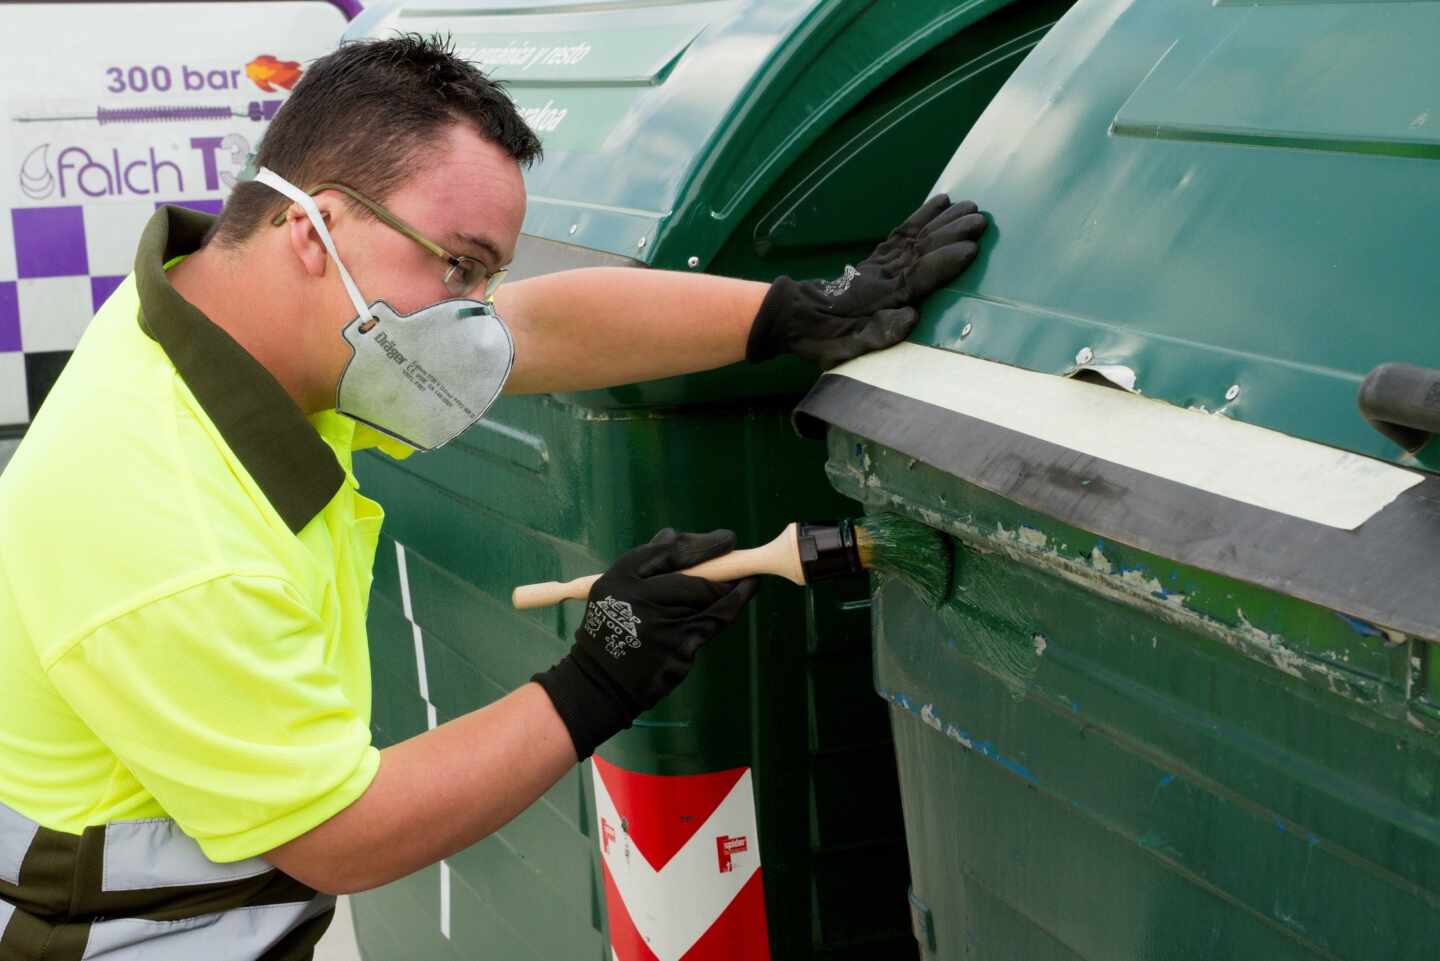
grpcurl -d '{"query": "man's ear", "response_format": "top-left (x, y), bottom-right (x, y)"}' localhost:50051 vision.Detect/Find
top-left (285, 203), bottom-right (331, 279)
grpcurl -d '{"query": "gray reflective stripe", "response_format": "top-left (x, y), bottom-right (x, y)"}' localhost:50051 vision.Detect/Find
top-left (102, 819), bottom-right (273, 891)
top-left (0, 898), bottom-right (15, 941)
top-left (0, 800), bottom-right (40, 885)
top-left (81, 893), bottom-right (335, 960)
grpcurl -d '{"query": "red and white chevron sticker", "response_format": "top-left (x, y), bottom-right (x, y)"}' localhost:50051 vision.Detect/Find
top-left (592, 757), bottom-right (771, 961)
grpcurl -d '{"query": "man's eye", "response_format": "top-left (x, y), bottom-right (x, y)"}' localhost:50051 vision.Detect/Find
top-left (458, 260), bottom-right (486, 286)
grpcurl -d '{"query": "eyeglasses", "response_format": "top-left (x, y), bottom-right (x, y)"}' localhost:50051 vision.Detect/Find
top-left (270, 181), bottom-right (508, 299)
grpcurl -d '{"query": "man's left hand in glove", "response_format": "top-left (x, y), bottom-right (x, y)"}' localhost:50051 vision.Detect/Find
top-left (746, 194), bottom-right (988, 369)
top-left (497, 194), bottom-right (987, 392)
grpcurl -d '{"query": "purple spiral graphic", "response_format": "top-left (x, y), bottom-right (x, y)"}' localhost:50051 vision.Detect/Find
top-left (97, 105), bottom-right (235, 125)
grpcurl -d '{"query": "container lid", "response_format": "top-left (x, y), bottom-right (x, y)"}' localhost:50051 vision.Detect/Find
top-left (908, 0), bottom-right (1440, 470)
top-left (346, 0), bottom-right (1026, 270)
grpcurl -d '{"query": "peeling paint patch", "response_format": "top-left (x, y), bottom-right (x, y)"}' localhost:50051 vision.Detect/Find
top-left (1018, 527), bottom-right (1048, 550)
top-left (877, 687), bottom-right (917, 713)
top-left (878, 689), bottom-right (1036, 784)
top-left (1089, 544), bottom-right (1114, 574)
top-left (861, 489), bottom-right (1391, 710)
top-left (943, 723), bottom-right (973, 749)
top-left (1235, 610), bottom-right (1307, 680)
top-left (992, 522), bottom-right (1050, 553)
top-left (1118, 566), bottom-right (1179, 603)
top-left (1033, 634), bottom-right (1048, 656)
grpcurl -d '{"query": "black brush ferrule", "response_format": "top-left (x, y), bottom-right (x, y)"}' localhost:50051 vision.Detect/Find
top-left (796, 520), bottom-right (863, 583)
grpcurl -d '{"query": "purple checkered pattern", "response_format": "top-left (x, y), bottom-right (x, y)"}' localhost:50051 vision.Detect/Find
top-left (14, 207), bottom-right (88, 278)
top-left (0, 283), bottom-right (19, 353)
top-left (1, 199), bottom-right (222, 427)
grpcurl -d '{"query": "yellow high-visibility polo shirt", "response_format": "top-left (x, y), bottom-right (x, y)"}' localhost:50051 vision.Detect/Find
top-left (0, 207), bottom-right (411, 863)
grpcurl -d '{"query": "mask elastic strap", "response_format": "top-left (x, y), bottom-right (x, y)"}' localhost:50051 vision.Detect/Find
top-left (254, 167), bottom-right (373, 323)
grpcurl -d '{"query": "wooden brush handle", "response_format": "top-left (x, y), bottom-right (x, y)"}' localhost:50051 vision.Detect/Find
top-left (511, 523), bottom-right (804, 610)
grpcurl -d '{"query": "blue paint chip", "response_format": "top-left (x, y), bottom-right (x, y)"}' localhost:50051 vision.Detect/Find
top-left (1160, 774), bottom-right (1175, 786)
top-left (885, 695), bottom-right (1038, 784)
top-left (1334, 613), bottom-right (1384, 637)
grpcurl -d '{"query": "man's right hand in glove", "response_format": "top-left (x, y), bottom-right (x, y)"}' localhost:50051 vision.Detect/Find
top-left (533, 528), bottom-right (761, 759)
top-left (264, 528), bottom-right (757, 895)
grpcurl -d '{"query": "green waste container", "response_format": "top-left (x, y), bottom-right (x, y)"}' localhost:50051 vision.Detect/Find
top-left (340, 0), bottom-right (1077, 958)
top-left (795, 0), bottom-right (1440, 956)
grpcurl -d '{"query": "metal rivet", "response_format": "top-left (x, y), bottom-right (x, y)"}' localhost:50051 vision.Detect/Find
top-left (1076, 347), bottom-right (1094, 365)
top-left (1226, 384), bottom-right (1241, 402)
top-left (687, 256), bottom-right (700, 269)
top-left (960, 323), bottom-right (973, 339)
top-left (638, 236), bottom-right (647, 249)
top-left (568, 224), bottom-right (578, 235)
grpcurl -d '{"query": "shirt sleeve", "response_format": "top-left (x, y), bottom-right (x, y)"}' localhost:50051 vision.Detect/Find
top-left (45, 572), bottom-right (380, 863)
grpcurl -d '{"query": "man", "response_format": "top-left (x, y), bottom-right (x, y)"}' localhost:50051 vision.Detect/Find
top-left (0, 35), bottom-right (985, 959)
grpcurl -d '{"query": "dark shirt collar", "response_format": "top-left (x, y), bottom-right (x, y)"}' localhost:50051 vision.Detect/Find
top-left (133, 206), bottom-right (345, 534)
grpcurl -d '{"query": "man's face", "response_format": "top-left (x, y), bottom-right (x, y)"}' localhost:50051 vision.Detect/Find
top-left (334, 122), bottom-right (528, 315)
top-left (293, 121), bottom-right (527, 409)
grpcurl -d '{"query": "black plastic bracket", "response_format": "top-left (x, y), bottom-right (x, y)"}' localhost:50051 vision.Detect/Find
top-left (1358, 363), bottom-right (1440, 453)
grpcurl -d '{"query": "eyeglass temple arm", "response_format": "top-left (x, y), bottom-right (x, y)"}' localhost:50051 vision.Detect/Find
top-left (267, 182), bottom-right (456, 263)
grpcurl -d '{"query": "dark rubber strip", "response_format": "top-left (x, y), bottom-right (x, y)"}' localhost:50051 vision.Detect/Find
top-left (795, 373), bottom-right (1440, 640)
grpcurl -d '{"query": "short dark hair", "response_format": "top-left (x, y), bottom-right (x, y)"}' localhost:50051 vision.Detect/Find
top-left (208, 33), bottom-right (542, 248)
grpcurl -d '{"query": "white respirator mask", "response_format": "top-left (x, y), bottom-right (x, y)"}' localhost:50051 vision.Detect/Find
top-left (254, 167), bottom-right (514, 452)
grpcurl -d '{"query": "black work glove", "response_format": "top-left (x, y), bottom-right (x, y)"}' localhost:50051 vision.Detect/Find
top-left (532, 529), bottom-right (761, 760)
top-left (746, 194), bottom-right (987, 369)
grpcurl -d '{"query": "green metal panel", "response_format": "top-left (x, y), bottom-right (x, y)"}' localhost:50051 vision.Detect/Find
top-left (913, 0), bottom-right (1440, 470)
top-left (822, 428), bottom-right (1440, 960)
top-left (791, 0), bottom-right (1440, 955)
top-left (344, 0), bottom-right (1077, 956)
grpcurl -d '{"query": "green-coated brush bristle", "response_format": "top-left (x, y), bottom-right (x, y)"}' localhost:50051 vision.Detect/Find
top-left (852, 512), bottom-right (953, 607)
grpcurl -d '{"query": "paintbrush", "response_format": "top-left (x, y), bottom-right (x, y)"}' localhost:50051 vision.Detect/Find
top-left (511, 512), bottom-right (952, 610)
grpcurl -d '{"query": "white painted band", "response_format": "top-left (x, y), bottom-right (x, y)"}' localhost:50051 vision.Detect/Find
top-left (829, 342), bottom-right (1422, 531)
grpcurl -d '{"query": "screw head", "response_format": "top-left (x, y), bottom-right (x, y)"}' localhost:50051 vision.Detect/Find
top-left (568, 224), bottom-right (578, 235)
top-left (960, 323), bottom-right (973, 339)
top-left (687, 256), bottom-right (700, 269)
top-left (1076, 347), bottom-right (1094, 365)
top-left (1225, 384), bottom-right (1241, 402)
top-left (638, 236), bottom-right (647, 249)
